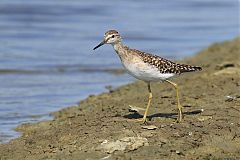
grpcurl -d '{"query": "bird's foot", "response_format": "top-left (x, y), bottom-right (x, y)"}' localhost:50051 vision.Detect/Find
top-left (127, 117), bottom-right (147, 124)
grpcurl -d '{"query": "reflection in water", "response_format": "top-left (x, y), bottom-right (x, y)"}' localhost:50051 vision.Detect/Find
top-left (0, 0), bottom-right (238, 143)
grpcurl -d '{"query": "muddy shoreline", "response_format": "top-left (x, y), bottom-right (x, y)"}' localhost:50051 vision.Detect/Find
top-left (0, 38), bottom-right (240, 160)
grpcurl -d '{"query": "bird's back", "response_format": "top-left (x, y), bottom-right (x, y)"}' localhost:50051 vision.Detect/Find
top-left (131, 48), bottom-right (202, 74)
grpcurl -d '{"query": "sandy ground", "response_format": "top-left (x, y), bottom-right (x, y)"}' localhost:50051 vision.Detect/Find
top-left (0, 38), bottom-right (240, 160)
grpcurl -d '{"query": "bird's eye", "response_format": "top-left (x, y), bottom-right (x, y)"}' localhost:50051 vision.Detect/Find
top-left (111, 35), bottom-right (115, 38)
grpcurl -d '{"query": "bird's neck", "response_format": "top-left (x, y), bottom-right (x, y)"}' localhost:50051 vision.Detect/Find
top-left (112, 41), bottom-right (134, 64)
top-left (112, 41), bottom-right (126, 56)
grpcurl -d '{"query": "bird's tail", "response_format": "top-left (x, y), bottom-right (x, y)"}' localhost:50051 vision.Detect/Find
top-left (177, 64), bottom-right (202, 73)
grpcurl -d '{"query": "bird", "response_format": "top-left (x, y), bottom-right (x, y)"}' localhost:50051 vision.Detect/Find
top-left (93, 30), bottom-right (202, 123)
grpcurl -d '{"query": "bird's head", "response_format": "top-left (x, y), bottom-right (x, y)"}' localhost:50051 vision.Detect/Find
top-left (93, 30), bottom-right (121, 50)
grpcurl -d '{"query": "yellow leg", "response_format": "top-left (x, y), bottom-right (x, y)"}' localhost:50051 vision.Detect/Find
top-left (141, 82), bottom-right (153, 123)
top-left (165, 80), bottom-right (183, 122)
top-left (127, 83), bottom-right (152, 123)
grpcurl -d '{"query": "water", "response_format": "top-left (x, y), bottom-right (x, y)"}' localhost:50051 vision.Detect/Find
top-left (0, 0), bottom-right (238, 143)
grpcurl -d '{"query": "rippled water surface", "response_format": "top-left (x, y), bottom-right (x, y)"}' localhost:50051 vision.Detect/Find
top-left (0, 0), bottom-right (238, 143)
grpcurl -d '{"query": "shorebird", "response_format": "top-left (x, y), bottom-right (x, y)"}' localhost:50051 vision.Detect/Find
top-left (93, 30), bottom-right (202, 123)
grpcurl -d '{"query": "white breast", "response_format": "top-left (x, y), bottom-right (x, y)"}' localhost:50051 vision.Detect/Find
top-left (122, 59), bottom-right (175, 82)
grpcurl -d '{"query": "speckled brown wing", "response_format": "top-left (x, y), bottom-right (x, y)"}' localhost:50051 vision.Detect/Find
top-left (133, 49), bottom-right (202, 74)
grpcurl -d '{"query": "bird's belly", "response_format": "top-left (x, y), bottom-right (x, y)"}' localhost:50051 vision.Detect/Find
top-left (122, 61), bottom-right (175, 81)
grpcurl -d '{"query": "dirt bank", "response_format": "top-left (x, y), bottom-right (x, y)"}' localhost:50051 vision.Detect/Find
top-left (0, 38), bottom-right (240, 160)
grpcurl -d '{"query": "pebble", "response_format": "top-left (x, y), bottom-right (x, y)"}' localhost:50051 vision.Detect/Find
top-left (141, 125), bottom-right (158, 130)
top-left (96, 137), bottom-right (149, 153)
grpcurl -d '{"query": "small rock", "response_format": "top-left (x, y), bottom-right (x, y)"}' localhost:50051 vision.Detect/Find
top-left (101, 140), bottom-right (108, 145)
top-left (175, 150), bottom-right (180, 154)
top-left (170, 149), bottom-right (184, 155)
top-left (128, 105), bottom-right (145, 113)
top-left (197, 115), bottom-right (213, 121)
top-left (96, 137), bottom-right (149, 153)
top-left (225, 95), bottom-right (237, 102)
top-left (141, 125), bottom-right (157, 130)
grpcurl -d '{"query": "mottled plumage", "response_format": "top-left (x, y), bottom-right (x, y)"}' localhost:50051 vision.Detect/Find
top-left (93, 30), bottom-right (202, 123)
top-left (133, 49), bottom-right (202, 74)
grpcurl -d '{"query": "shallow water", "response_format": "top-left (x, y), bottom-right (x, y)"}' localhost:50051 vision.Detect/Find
top-left (0, 0), bottom-right (238, 143)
